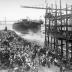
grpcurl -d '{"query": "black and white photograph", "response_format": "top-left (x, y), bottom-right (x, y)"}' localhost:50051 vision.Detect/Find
top-left (0, 0), bottom-right (72, 72)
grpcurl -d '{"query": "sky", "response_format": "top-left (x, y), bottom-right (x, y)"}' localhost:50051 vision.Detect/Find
top-left (0, 0), bottom-right (72, 21)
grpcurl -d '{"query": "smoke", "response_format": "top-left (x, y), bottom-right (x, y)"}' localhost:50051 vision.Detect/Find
top-left (13, 19), bottom-right (43, 34)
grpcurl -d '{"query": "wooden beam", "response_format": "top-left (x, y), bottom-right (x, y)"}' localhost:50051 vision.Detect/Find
top-left (21, 5), bottom-right (72, 11)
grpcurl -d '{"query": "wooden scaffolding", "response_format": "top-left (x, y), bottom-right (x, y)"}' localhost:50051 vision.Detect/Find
top-left (21, 0), bottom-right (72, 71)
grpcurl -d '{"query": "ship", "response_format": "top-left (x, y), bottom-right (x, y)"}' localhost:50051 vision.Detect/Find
top-left (13, 19), bottom-right (43, 34)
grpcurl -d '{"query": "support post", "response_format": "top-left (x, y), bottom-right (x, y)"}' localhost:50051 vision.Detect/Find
top-left (66, 4), bottom-right (68, 62)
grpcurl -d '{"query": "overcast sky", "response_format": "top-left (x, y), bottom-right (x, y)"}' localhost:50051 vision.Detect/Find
top-left (0, 0), bottom-right (72, 21)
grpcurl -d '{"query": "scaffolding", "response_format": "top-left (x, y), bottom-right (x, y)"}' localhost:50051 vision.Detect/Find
top-left (45, 2), bottom-right (72, 72)
top-left (21, 0), bottom-right (72, 71)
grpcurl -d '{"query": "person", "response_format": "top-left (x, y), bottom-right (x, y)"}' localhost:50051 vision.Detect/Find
top-left (46, 58), bottom-right (50, 68)
top-left (41, 57), bottom-right (46, 67)
top-left (4, 26), bottom-right (7, 31)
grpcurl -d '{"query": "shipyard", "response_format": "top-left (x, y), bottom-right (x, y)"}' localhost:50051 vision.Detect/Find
top-left (0, 0), bottom-right (72, 72)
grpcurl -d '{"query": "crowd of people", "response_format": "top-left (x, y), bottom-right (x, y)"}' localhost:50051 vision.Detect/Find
top-left (0, 29), bottom-right (51, 72)
top-left (0, 29), bottom-right (67, 72)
